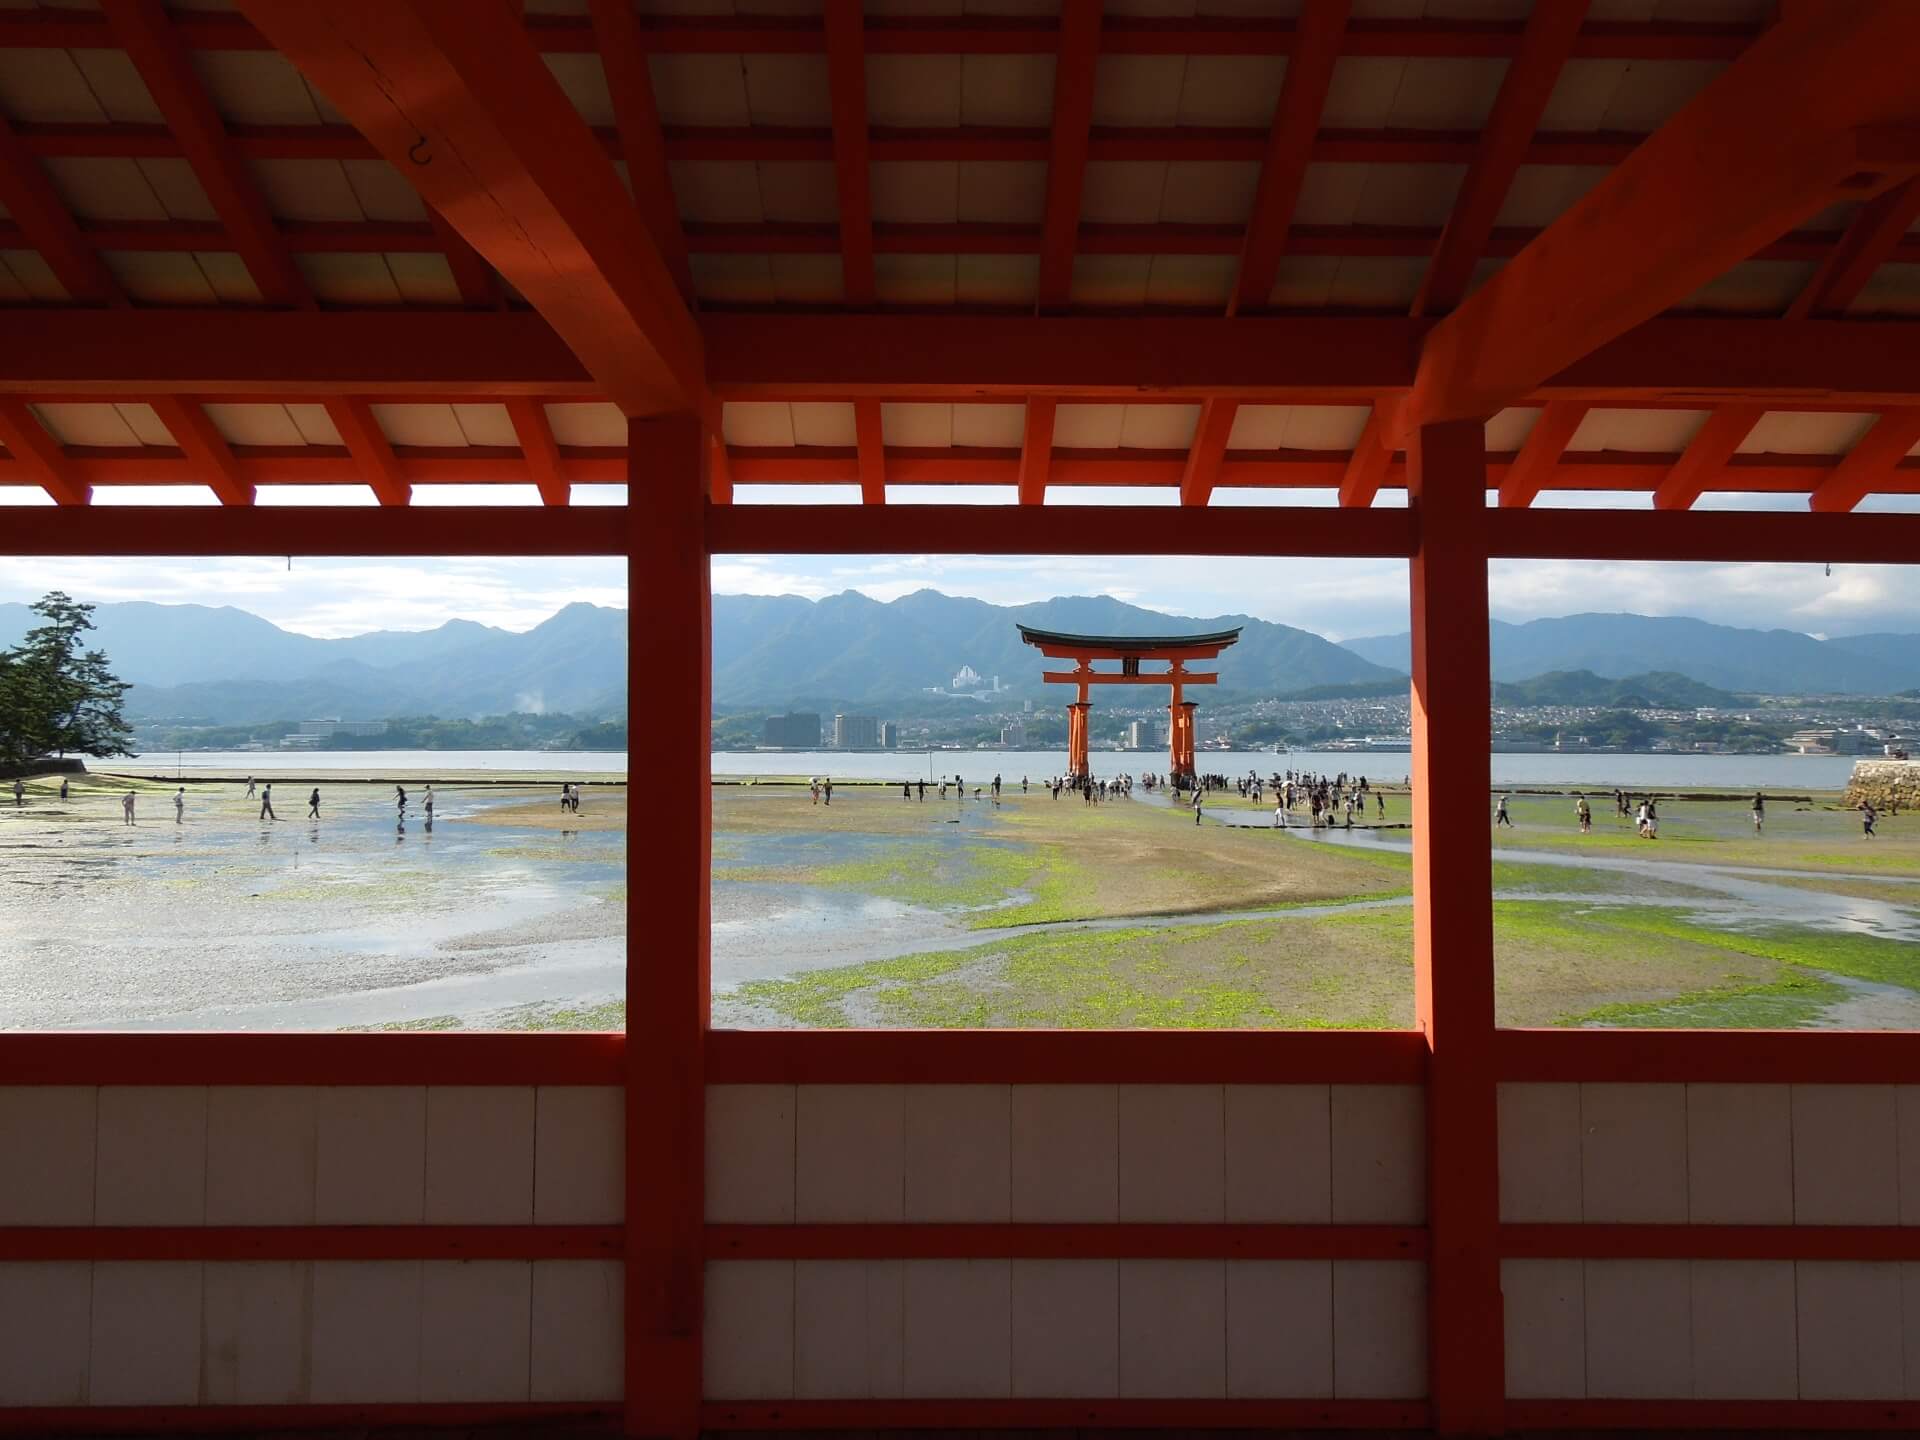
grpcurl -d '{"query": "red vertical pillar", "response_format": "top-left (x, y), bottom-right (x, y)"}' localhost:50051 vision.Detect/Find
top-left (626, 415), bottom-right (710, 1440)
top-left (1408, 418), bottom-right (1503, 1434)
top-left (1068, 700), bottom-right (1091, 779)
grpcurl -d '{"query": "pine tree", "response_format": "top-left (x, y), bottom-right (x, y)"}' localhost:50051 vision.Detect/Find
top-left (0, 592), bottom-right (133, 772)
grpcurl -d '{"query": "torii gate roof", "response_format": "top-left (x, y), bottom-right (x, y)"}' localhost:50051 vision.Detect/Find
top-left (1016, 625), bottom-right (1242, 654)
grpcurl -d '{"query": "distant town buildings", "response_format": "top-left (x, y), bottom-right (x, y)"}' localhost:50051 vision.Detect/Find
top-left (762, 711), bottom-right (822, 747)
top-left (881, 721), bottom-right (899, 748)
top-left (833, 713), bottom-right (881, 748)
top-left (297, 718), bottom-right (388, 737)
top-left (1000, 720), bottom-right (1026, 748)
top-left (1126, 720), bottom-right (1156, 750)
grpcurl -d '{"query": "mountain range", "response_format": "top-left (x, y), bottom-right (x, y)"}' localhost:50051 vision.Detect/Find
top-left (1342, 614), bottom-right (1919, 696)
top-left (3, 595), bottom-right (1916, 723)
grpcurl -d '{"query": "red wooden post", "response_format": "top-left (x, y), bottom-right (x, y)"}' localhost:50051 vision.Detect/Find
top-left (626, 415), bottom-right (710, 1440)
top-left (1407, 418), bottom-right (1504, 1434)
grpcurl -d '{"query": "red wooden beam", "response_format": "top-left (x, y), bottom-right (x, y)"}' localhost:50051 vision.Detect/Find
top-left (324, 398), bottom-right (413, 507)
top-left (1506, 1399), bottom-right (1920, 1432)
top-left (705, 1399), bottom-right (1429, 1432)
top-left (824, 0), bottom-right (876, 304)
top-left (1503, 1223), bottom-right (1920, 1263)
top-left (147, 396), bottom-right (255, 506)
top-left (0, 1404), bottom-right (619, 1437)
top-left (591, 0), bottom-right (696, 303)
top-left (1496, 1026), bottom-right (1920, 1083)
top-left (1231, 0), bottom-right (1348, 315)
top-left (1787, 174), bottom-right (1920, 318)
top-left (1017, 397), bottom-right (1056, 505)
top-left (424, 204), bottom-right (502, 308)
top-left (853, 397), bottom-right (887, 503)
top-left (0, 111), bottom-right (126, 305)
top-left (4, 505), bottom-right (627, 558)
top-left (1651, 404), bottom-right (1764, 511)
top-left (1407, 2), bottom-right (1920, 428)
top-left (105, 0), bottom-right (313, 308)
top-left (1808, 406), bottom-right (1920, 512)
top-left (1486, 507), bottom-right (1920, 565)
top-left (239, 0), bottom-right (703, 417)
top-left (0, 1226), bottom-right (621, 1263)
top-left (1178, 397), bottom-right (1239, 506)
top-left (710, 1223), bottom-right (1425, 1262)
top-left (1036, 0), bottom-right (1102, 309)
top-left (506, 398), bottom-right (571, 506)
top-left (1496, 400), bottom-right (1586, 508)
top-left (0, 401), bottom-right (89, 506)
top-left (1410, 0), bottom-right (1588, 317)
top-left (1337, 399), bottom-right (1398, 506)
top-left (707, 427), bottom-right (733, 505)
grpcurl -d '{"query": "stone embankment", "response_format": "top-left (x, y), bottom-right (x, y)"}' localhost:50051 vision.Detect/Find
top-left (1846, 758), bottom-right (1920, 809)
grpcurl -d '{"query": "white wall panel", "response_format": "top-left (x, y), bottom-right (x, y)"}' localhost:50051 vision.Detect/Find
top-left (1502, 1259), bottom-right (1584, 1399)
top-left (1797, 1261), bottom-right (1904, 1399)
top-left (1687, 1084), bottom-right (1792, 1225)
top-left (1580, 1084), bottom-right (1686, 1224)
top-left (796, 1085), bottom-right (905, 1223)
top-left (1496, 1083), bottom-right (1580, 1223)
top-left (1584, 1260), bottom-right (1690, 1398)
top-left (535, 1086), bottom-right (624, 1225)
top-left (421, 1261), bottom-right (532, 1402)
top-left (1119, 1260), bottom-right (1226, 1398)
top-left (89, 1261), bottom-right (202, 1405)
top-left (205, 1088), bottom-right (316, 1227)
top-left (1330, 1086), bottom-right (1425, 1224)
top-left (425, 1088), bottom-right (535, 1226)
top-left (311, 1260), bottom-right (423, 1402)
top-left (1226, 1260), bottom-right (1333, 1397)
top-left (0, 1088), bottom-right (96, 1226)
top-left (795, 1260), bottom-right (904, 1398)
top-left (1224, 1085), bottom-right (1331, 1223)
top-left (707, 1085), bottom-right (795, 1224)
top-left (96, 1087), bottom-right (206, 1227)
top-left (0, 1262), bottom-right (91, 1405)
top-left (1011, 1259), bottom-right (1119, 1398)
top-left (1011, 1085), bottom-right (1119, 1222)
top-left (704, 1261), bottom-right (795, 1399)
top-left (1690, 1260), bottom-right (1796, 1399)
top-left (531, 1260), bottom-right (624, 1401)
top-left (903, 1259), bottom-right (1012, 1397)
top-left (1119, 1085), bottom-right (1225, 1222)
top-left (1793, 1086), bottom-right (1899, 1226)
top-left (1332, 1260), bottom-right (1426, 1398)
top-left (905, 1085), bottom-right (1010, 1222)
top-left (202, 1261), bottom-right (307, 1405)
top-left (314, 1087), bottom-right (426, 1226)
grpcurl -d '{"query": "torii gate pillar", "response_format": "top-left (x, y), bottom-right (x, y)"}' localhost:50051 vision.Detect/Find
top-left (1171, 699), bottom-right (1198, 781)
top-left (1067, 701), bottom-right (1092, 782)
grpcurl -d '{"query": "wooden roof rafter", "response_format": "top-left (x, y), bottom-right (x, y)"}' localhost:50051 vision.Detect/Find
top-left (825, 0), bottom-right (876, 306)
top-left (0, 400), bottom-right (90, 506)
top-left (325, 398), bottom-right (413, 507)
top-left (147, 396), bottom-right (256, 506)
top-left (505, 398), bottom-right (572, 507)
top-left (0, 111), bottom-right (127, 306)
top-left (590, 0), bottom-right (696, 305)
top-left (1036, 0), bottom-right (1102, 312)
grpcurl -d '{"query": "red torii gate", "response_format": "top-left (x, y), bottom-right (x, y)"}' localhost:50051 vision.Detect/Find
top-left (1017, 624), bottom-right (1242, 786)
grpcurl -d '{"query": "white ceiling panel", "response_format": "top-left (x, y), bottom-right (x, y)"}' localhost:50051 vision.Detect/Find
top-left (867, 56), bottom-right (963, 126)
top-left (672, 162), bottom-right (766, 223)
top-left (1847, 263), bottom-right (1920, 317)
top-left (1388, 59), bottom-right (1507, 129)
top-left (872, 162), bottom-right (960, 224)
top-left (881, 402), bottom-right (953, 446)
top-left (1054, 404), bottom-right (1126, 448)
top-left (1105, 0), bottom-right (1197, 14)
top-left (1069, 254), bottom-right (1151, 306)
top-left (1325, 257), bottom-right (1425, 309)
top-left (296, 253), bottom-right (403, 304)
top-left (372, 404), bottom-right (468, 447)
top-left (1145, 254), bottom-right (1236, 307)
top-left (1679, 261), bottom-right (1813, 315)
top-left (446, 404), bottom-right (515, 448)
top-left (1293, 164), bottom-right (1368, 226)
top-left (791, 402), bottom-right (858, 446)
top-left (70, 49), bottom-right (161, 123)
top-left (1268, 255), bottom-right (1339, 308)
top-left (756, 163), bottom-right (840, 223)
top-left (1092, 56), bottom-right (1185, 127)
top-left (690, 253), bottom-right (777, 303)
top-left (203, 404), bottom-right (306, 446)
top-left (1593, 60), bottom-right (1725, 133)
top-left (648, 56), bottom-right (752, 126)
top-left (342, 160), bottom-right (429, 223)
top-left (31, 404), bottom-right (140, 446)
top-left (874, 253), bottom-right (958, 303)
top-left (1350, 164), bottom-right (1465, 227)
top-left (957, 160), bottom-right (1047, 223)
top-left (1494, 166), bottom-right (1607, 228)
top-left (1568, 409), bottom-right (1710, 453)
top-left (0, 251), bottom-right (66, 302)
top-left (546, 404), bottom-right (629, 447)
top-left (386, 253), bottom-right (463, 305)
top-left (44, 158), bottom-right (167, 222)
top-left (101, 251), bottom-right (218, 303)
top-left (285, 404), bottom-right (343, 446)
top-left (1080, 162), bottom-right (1167, 225)
top-left (136, 158), bottom-right (217, 222)
top-left (0, 50), bottom-right (107, 122)
top-left (251, 159), bottom-right (365, 222)
top-left (953, 403), bottom-right (1027, 447)
top-left (960, 55), bottom-right (1055, 126)
top-left (1321, 58), bottom-right (1404, 129)
top-left (1159, 161), bottom-right (1260, 224)
top-left (1120, 404), bottom-right (1201, 448)
top-left (744, 55), bottom-right (833, 126)
top-left (956, 253), bottom-right (1038, 304)
top-left (193, 251), bottom-right (262, 304)
top-left (114, 403), bottom-right (174, 447)
top-left (772, 253), bottom-right (845, 302)
top-left (192, 51), bottom-right (323, 125)
top-left (1233, 404), bottom-right (1371, 449)
top-left (1175, 56), bottom-right (1287, 126)
top-left (724, 403), bottom-right (798, 447)
top-left (1484, 407), bottom-right (1541, 452)
top-left (543, 54), bottom-right (616, 127)
top-left (1738, 412), bottom-right (1876, 456)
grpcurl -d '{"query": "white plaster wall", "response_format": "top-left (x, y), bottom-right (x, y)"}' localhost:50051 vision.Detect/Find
top-left (0, 1086), bottom-right (624, 1228)
top-left (706, 1083), bottom-right (1426, 1225)
top-left (1503, 1259), bottom-right (1920, 1400)
top-left (703, 1257), bottom-right (1428, 1400)
top-left (0, 1259), bottom-right (623, 1406)
top-left (1497, 1082), bottom-right (1920, 1225)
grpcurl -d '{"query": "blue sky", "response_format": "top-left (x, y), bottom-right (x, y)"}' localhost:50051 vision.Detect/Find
top-left (2, 484), bottom-right (1915, 640)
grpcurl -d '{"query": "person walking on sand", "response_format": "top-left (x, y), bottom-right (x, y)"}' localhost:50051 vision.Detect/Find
top-left (308, 787), bottom-right (321, 820)
top-left (11, 777), bottom-right (22, 807)
top-left (1863, 800), bottom-right (1878, 837)
top-left (244, 775), bottom-right (256, 799)
top-left (903, 781), bottom-right (912, 801)
top-left (260, 783), bottom-right (277, 822)
top-left (811, 777), bottom-right (820, 805)
top-left (823, 777), bottom-right (833, 806)
top-left (1751, 792), bottom-right (1765, 834)
top-left (917, 779), bottom-right (925, 802)
top-left (1576, 794), bottom-right (1591, 833)
top-left (1495, 795), bottom-right (1512, 827)
top-left (122, 791), bottom-right (135, 825)
top-left (59, 776), bottom-right (69, 802)
top-left (1194, 791), bottom-right (1204, 826)
top-left (423, 785), bottom-right (433, 822)
top-left (173, 786), bottom-right (185, 824)
top-left (396, 785), bottom-right (408, 816)
top-left (1274, 793), bottom-right (1287, 829)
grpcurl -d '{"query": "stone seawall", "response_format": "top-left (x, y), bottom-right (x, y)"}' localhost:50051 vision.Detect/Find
top-left (1846, 758), bottom-right (1920, 809)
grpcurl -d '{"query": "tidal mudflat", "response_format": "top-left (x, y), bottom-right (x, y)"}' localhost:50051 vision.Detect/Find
top-left (0, 771), bottom-right (626, 1030)
top-left (709, 782), bottom-right (1919, 1030)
